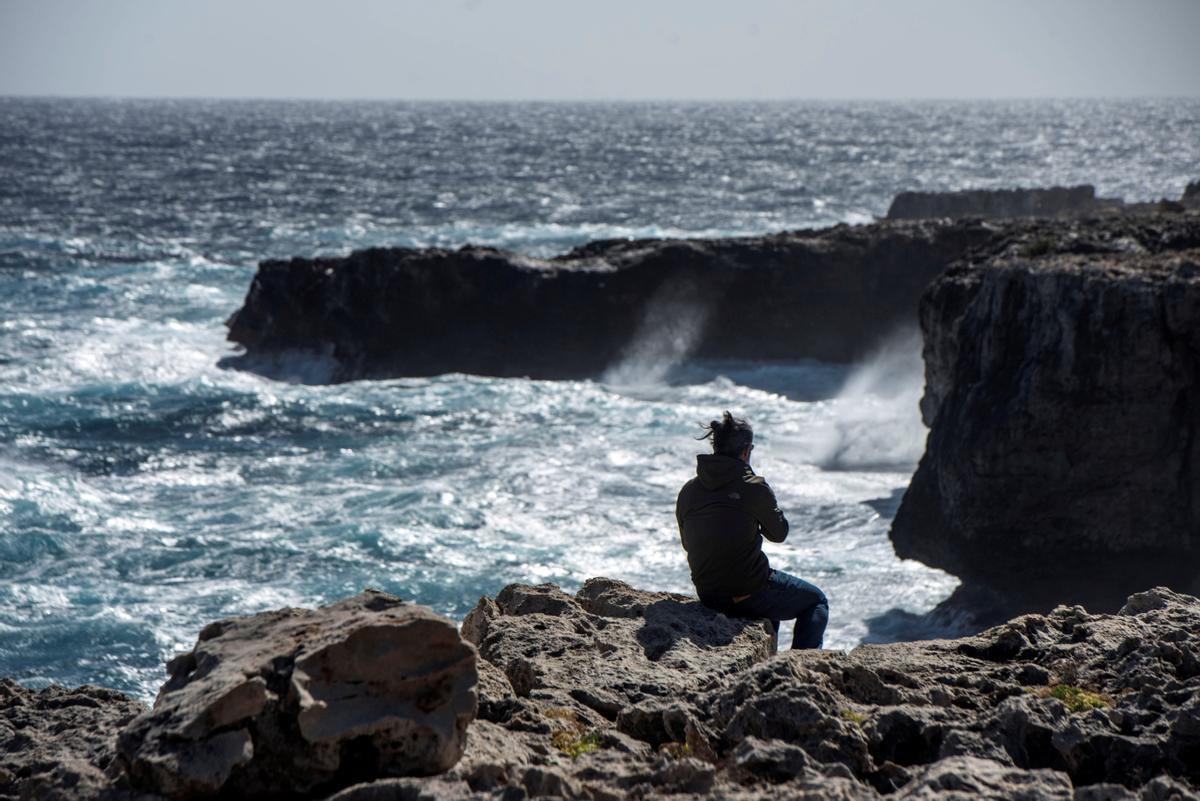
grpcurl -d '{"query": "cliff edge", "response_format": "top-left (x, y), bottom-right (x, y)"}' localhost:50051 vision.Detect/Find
top-left (891, 215), bottom-right (1200, 613)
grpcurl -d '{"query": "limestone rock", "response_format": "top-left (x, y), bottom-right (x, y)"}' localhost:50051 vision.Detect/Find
top-left (892, 215), bottom-right (1200, 611)
top-left (0, 680), bottom-right (146, 801)
top-left (462, 578), bottom-right (774, 712)
top-left (885, 185), bottom-right (1112, 221)
top-left (455, 578), bottom-right (776, 798)
top-left (116, 590), bottom-right (477, 800)
top-left (455, 579), bottom-right (1199, 798)
top-left (895, 756), bottom-right (1073, 799)
top-left (320, 776), bottom-right (499, 801)
top-left (6, 579), bottom-right (1199, 799)
top-left (695, 587), bottom-right (1200, 797)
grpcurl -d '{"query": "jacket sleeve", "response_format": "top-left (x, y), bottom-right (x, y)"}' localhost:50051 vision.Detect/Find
top-left (743, 473), bottom-right (789, 543)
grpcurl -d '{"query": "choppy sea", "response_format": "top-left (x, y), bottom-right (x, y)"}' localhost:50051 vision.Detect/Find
top-left (2, 98), bottom-right (1197, 701)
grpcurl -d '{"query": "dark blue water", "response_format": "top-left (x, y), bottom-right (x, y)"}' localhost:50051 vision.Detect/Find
top-left (2, 98), bottom-right (1197, 700)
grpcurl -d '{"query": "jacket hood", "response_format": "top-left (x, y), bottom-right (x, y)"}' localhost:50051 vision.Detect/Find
top-left (696, 454), bottom-right (749, 490)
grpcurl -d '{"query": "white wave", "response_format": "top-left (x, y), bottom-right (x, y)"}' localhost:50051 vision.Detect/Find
top-left (217, 346), bottom-right (340, 385)
top-left (601, 280), bottom-right (709, 387)
top-left (806, 329), bottom-right (927, 472)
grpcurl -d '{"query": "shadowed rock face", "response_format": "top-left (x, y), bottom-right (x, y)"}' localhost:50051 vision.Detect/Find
top-left (885, 185), bottom-right (1111, 221)
top-left (1184, 181), bottom-right (1200, 208)
top-left (4, 580), bottom-right (1199, 799)
top-left (115, 591), bottom-right (477, 800)
top-left (224, 221), bottom-right (996, 382)
top-left (891, 214), bottom-right (1200, 613)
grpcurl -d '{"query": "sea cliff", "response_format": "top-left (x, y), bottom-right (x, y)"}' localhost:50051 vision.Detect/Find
top-left (224, 221), bottom-right (995, 381)
top-left (890, 217), bottom-right (1200, 615)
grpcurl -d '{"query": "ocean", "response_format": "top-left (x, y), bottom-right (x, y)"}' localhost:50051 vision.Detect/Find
top-left (2, 97), bottom-right (1197, 701)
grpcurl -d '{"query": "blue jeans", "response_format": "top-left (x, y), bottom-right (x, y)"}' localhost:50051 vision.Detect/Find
top-left (701, 570), bottom-right (829, 649)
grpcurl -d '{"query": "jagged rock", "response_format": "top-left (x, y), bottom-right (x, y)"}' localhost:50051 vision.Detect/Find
top-left (321, 776), bottom-right (508, 801)
top-left (474, 658), bottom-right (516, 724)
top-left (894, 756), bottom-right (1073, 799)
top-left (732, 736), bottom-right (813, 781)
top-left (892, 216), bottom-right (1200, 611)
top-left (462, 578), bottom-right (774, 714)
top-left (885, 185), bottom-right (1113, 220)
top-left (6, 580), bottom-right (1199, 799)
top-left (116, 591), bottom-right (477, 800)
top-left (444, 720), bottom-right (539, 792)
top-left (224, 220), bottom-right (999, 381)
top-left (0, 679), bottom-right (146, 801)
top-left (455, 579), bottom-right (1199, 798)
top-left (457, 578), bottom-right (776, 797)
top-left (1183, 180), bottom-right (1200, 209)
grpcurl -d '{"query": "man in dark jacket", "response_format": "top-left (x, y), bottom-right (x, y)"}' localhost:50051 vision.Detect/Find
top-left (676, 411), bottom-right (828, 649)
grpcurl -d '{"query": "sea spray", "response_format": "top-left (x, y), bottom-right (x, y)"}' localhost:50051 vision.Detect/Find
top-left (807, 328), bottom-right (927, 472)
top-left (601, 280), bottom-right (709, 387)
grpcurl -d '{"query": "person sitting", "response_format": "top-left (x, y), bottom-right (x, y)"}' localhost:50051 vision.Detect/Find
top-left (675, 410), bottom-right (828, 649)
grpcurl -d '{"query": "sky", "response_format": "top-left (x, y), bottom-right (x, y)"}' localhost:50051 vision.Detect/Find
top-left (1, 0), bottom-right (1198, 100)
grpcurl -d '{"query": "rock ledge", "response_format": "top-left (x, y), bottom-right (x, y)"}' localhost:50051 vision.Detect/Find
top-left (4, 580), bottom-right (1198, 800)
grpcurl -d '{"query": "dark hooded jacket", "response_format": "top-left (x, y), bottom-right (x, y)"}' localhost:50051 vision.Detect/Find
top-left (675, 454), bottom-right (790, 599)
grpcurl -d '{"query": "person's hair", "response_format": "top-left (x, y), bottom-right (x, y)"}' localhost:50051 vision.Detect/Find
top-left (697, 411), bottom-right (753, 457)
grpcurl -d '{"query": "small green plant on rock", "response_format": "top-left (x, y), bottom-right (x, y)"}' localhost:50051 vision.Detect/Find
top-left (1040, 684), bottom-right (1112, 713)
top-left (552, 729), bottom-right (602, 759)
top-left (545, 706), bottom-right (604, 759)
top-left (841, 709), bottom-right (867, 725)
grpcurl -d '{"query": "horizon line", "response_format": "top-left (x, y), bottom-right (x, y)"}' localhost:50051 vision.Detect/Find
top-left (3, 92), bottom-right (1198, 104)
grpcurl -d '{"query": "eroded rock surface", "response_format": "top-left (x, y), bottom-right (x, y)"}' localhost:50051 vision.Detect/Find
top-left (353, 579), bottom-right (1199, 800)
top-left (116, 591), bottom-right (477, 800)
top-left (0, 680), bottom-right (146, 801)
top-left (3, 580), bottom-right (1198, 799)
top-left (891, 215), bottom-right (1200, 612)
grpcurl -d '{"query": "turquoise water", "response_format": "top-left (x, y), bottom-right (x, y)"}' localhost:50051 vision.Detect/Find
top-left (2, 98), bottom-right (1197, 700)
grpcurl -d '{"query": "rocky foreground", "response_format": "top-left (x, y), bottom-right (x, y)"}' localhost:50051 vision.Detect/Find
top-left (4, 579), bottom-right (1199, 800)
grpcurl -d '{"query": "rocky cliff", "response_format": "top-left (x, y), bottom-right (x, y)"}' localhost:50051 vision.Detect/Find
top-left (885, 185), bottom-right (1114, 221)
top-left (891, 214), bottom-right (1200, 614)
top-left (225, 196), bottom-right (1199, 384)
top-left (884, 183), bottom-right (1200, 221)
top-left (4, 580), bottom-right (1199, 800)
top-left (223, 221), bottom-right (995, 381)
top-left (1185, 181), bottom-right (1200, 209)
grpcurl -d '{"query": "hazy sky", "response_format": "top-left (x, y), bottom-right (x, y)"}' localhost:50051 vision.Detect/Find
top-left (2, 0), bottom-right (1198, 100)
